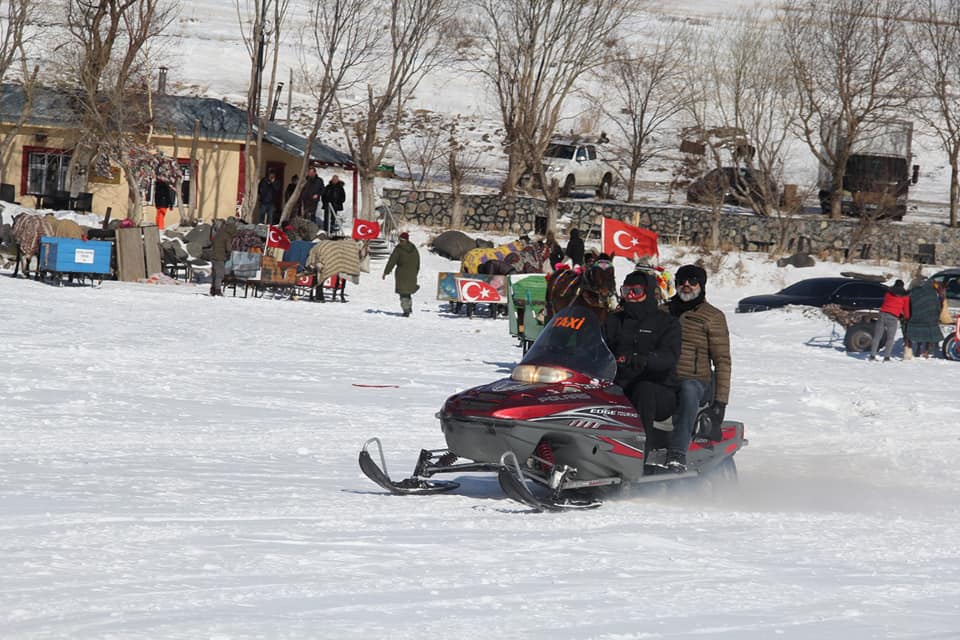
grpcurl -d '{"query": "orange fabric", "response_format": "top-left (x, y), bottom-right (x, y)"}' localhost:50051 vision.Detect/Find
top-left (155, 207), bottom-right (167, 230)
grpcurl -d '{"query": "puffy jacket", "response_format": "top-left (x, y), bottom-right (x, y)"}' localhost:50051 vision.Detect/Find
top-left (879, 291), bottom-right (910, 319)
top-left (603, 284), bottom-right (680, 391)
top-left (672, 299), bottom-right (732, 404)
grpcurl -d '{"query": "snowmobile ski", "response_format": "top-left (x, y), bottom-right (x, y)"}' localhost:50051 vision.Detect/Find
top-left (496, 452), bottom-right (603, 512)
top-left (359, 438), bottom-right (459, 495)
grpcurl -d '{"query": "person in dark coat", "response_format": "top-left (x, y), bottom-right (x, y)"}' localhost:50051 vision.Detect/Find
top-left (298, 167), bottom-right (325, 222)
top-left (382, 232), bottom-right (420, 317)
top-left (602, 269), bottom-right (681, 464)
top-left (209, 219), bottom-right (238, 296)
top-left (153, 179), bottom-right (175, 230)
top-left (542, 230), bottom-right (564, 271)
top-left (565, 228), bottom-right (584, 267)
top-left (322, 174), bottom-right (346, 233)
top-left (256, 170), bottom-right (280, 225)
top-left (906, 280), bottom-right (943, 358)
top-left (869, 279), bottom-right (910, 361)
top-left (284, 174), bottom-right (298, 204)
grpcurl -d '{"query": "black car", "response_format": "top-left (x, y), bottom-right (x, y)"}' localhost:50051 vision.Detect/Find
top-left (736, 277), bottom-right (888, 313)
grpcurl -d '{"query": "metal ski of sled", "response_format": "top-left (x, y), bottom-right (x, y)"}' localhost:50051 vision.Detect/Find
top-left (359, 437), bottom-right (499, 495)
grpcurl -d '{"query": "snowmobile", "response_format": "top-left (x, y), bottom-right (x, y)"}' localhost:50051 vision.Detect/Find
top-left (359, 307), bottom-right (746, 511)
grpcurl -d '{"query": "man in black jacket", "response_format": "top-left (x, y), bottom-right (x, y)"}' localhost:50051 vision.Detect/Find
top-left (298, 167), bottom-right (324, 222)
top-left (322, 174), bottom-right (346, 234)
top-left (565, 228), bottom-right (584, 267)
top-left (256, 170), bottom-right (279, 224)
top-left (603, 269), bottom-right (681, 461)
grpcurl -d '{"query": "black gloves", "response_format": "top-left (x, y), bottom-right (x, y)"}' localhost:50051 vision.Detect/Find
top-left (617, 353), bottom-right (646, 372)
top-left (705, 401), bottom-right (726, 440)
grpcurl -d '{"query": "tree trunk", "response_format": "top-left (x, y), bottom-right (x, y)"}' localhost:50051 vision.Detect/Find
top-left (950, 149), bottom-right (959, 229)
top-left (359, 172), bottom-right (376, 219)
top-left (830, 171), bottom-right (844, 221)
top-left (123, 163), bottom-right (144, 224)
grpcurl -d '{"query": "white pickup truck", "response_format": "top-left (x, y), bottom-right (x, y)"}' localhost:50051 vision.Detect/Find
top-left (538, 138), bottom-right (616, 199)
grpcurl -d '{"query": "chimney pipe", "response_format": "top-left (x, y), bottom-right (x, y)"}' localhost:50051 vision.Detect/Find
top-left (158, 66), bottom-right (168, 95)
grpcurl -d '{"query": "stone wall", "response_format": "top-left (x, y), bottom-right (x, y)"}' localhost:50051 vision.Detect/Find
top-left (382, 188), bottom-right (960, 265)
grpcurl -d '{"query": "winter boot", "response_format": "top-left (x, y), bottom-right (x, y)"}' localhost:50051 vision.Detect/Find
top-left (665, 450), bottom-right (687, 473)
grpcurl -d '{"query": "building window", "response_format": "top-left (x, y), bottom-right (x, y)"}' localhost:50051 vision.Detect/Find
top-left (26, 150), bottom-right (71, 194)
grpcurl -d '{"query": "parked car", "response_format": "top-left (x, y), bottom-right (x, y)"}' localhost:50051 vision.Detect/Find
top-left (928, 268), bottom-right (960, 315)
top-left (535, 138), bottom-right (617, 198)
top-left (736, 277), bottom-right (888, 313)
top-left (687, 166), bottom-right (777, 213)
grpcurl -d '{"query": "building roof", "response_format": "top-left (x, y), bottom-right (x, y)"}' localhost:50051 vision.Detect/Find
top-left (0, 83), bottom-right (353, 167)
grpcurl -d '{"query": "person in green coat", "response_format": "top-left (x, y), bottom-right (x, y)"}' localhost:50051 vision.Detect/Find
top-left (382, 232), bottom-right (420, 317)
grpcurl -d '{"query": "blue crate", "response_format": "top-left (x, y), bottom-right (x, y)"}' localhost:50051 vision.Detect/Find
top-left (39, 236), bottom-right (112, 274)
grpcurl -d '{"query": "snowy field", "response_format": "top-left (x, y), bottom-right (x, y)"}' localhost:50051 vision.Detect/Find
top-left (2, 229), bottom-right (960, 639)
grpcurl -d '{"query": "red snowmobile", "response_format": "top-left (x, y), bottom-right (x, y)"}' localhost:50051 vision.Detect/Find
top-left (359, 307), bottom-right (746, 511)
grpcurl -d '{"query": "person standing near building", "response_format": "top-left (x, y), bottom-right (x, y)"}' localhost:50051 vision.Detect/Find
top-left (382, 232), bottom-right (420, 317)
top-left (154, 179), bottom-right (174, 230)
top-left (322, 175), bottom-right (346, 234)
top-left (299, 167), bottom-right (325, 222)
top-left (666, 264), bottom-right (731, 471)
top-left (256, 170), bottom-right (279, 225)
top-left (869, 279), bottom-right (910, 362)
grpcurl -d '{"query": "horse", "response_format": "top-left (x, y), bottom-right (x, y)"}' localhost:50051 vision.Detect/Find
top-left (10, 213), bottom-right (54, 279)
top-left (544, 257), bottom-right (617, 324)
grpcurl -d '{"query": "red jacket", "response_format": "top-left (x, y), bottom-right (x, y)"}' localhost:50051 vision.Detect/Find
top-left (879, 292), bottom-right (910, 319)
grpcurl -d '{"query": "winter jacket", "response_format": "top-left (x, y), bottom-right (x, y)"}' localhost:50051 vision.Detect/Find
top-left (906, 283), bottom-right (942, 343)
top-left (565, 230), bottom-right (585, 267)
top-left (257, 176), bottom-right (279, 206)
top-left (322, 181), bottom-right (346, 213)
top-left (602, 277), bottom-right (680, 392)
top-left (384, 239), bottom-right (421, 295)
top-left (669, 298), bottom-right (731, 404)
top-left (154, 180), bottom-right (175, 208)
top-left (299, 175), bottom-right (325, 212)
top-left (543, 242), bottom-right (564, 269)
top-left (879, 291), bottom-right (910, 320)
top-left (211, 222), bottom-right (238, 262)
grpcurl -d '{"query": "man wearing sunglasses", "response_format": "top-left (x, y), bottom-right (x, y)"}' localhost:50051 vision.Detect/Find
top-left (667, 264), bottom-right (732, 471)
top-left (602, 270), bottom-right (681, 464)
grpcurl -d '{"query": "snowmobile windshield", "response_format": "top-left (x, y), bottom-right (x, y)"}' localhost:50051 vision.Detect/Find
top-left (519, 307), bottom-right (617, 382)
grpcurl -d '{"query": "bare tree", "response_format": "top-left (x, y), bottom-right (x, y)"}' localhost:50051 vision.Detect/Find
top-left (279, 0), bottom-right (379, 223)
top-left (594, 28), bottom-right (691, 202)
top-left (444, 115), bottom-right (484, 228)
top-left (909, 0), bottom-right (960, 228)
top-left (395, 109), bottom-right (448, 190)
top-left (236, 0), bottom-right (289, 222)
top-left (0, 0), bottom-right (37, 184)
top-left (59, 0), bottom-right (178, 222)
top-left (335, 0), bottom-right (451, 220)
top-left (474, 0), bottom-right (633, 230)
top-left (780, 0), bottom-right (916, 220)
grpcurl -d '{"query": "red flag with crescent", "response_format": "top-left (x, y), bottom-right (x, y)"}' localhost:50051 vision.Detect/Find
top-left (266, 225), bottom-right (291, 250)
top-left (601, 217), bottom-right (658, 259)
top-left (352, 219), bottom-right (381, 240)
top-left (455, 277), bottom-right (505, 303)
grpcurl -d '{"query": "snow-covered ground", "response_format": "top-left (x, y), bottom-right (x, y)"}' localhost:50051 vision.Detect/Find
top-left (3, 228), bottom-right (960, 638)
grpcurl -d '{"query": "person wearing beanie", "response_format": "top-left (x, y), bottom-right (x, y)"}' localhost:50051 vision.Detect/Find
top-left (602, 269), bottom-right (681, 466)
top-left (383, 232), bottom-right (420, 316)
top-left (666, 263), bottom-right (732, 471)
top-left (870, 279), bottom-right (910, 361)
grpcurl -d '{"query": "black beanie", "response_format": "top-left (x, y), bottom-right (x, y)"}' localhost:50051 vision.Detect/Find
top-left (676, 264), bottom-right (707, 288)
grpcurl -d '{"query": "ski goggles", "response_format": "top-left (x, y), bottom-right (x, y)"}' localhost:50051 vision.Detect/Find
top-left (620, 283), bottom-right (647, 301)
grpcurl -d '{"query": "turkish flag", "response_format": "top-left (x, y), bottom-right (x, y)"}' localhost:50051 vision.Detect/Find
top-left (601, 217), bottom-right (658, 259)
top-left (266, 225), bottom-right (291, 250)
top-left (455, 277), bottom-right (504, 303)
top-left (352, 219), bottom-right (381, 240)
